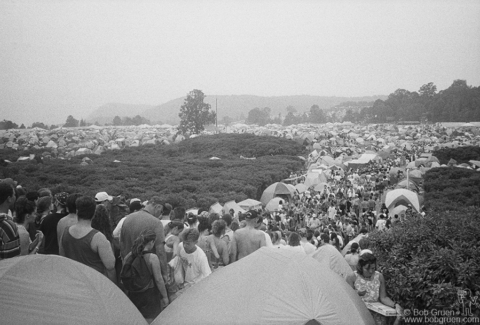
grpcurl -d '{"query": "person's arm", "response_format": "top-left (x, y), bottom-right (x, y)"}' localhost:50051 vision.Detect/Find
top-left (93, 233), bottom-right (116, 284)
top-left (220, 241), bottom-right (229, 265)
top-left (28, 231), bottom-right (44, 254)
top-left (172, 236), bottom-right (181, 258)
top-left (149, 254), bottom-right (169, 307)
top-left (207, 235), bottom-right (220, 259)
top-left (259, 231), bottom-right (266, 247)
top-left (56, 220), bottom-right (64, 248)
top-left (379, 272), bottom-right (396, 307)
top-left (155, 222), bottom-right (168, 282)
top-left (230, 234), bottom-right (237, 263)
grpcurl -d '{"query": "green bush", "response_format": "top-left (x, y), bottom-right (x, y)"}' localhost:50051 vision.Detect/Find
top-left (433, 146), bottom-right (480, 165)
top-left (370, 162), bottom-right (480, 319)
top-left (0, 134), bottom-right (305, 208)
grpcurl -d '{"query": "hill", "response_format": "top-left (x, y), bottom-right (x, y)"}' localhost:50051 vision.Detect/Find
top-left (142, 94), bottom-right (386, 124)
top-left (86, 103), bottom-right (156, 125)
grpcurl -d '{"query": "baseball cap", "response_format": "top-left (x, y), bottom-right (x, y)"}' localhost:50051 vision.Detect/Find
top-left (95, 191), bottom-right (113, 203)
top-left (245, 210), bottom-right (259, 219)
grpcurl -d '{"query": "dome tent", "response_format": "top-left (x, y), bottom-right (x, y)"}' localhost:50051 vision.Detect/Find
top-left (0, 255), bottom-right (147, 325)
top-left (385, 189), bottom-right (420, 212)
top-left (153, 248), bottom-right (374, 325)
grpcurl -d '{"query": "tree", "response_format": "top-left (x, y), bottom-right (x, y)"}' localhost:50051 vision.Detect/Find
top-left (246, 107), bottom-right (272, 126)
top-left (79, 119), bottom-right (87, 127)
top-left (31, 122), bottom-right (48, 129)
top-left (64, 115), bottom-right (79, 127)
top-left (309, 105), bottom-right (326, 123)
top-left (0, 120), bottom-right (19, 130)
top-left (286, 105), bottom-right (297, 114)
top-left (178, 89), bottom-right (216, 135)
top-left (419, 82), bottom-right (437, 98)
top-left (19, 124), bottom-right (25, 129)
top-left (113, 116), bottom-right (122, 126)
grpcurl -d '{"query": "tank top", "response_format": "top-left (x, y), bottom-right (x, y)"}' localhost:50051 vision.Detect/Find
top-left (354, 271), bottom-right (380, 302)
top-left (62, 227), bottom-right (105, 275)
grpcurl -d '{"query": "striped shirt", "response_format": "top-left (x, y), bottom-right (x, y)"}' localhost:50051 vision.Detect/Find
top-left (0, 213), bottom-right (21, 259)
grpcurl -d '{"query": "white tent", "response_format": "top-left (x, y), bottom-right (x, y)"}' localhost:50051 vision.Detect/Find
top-left (385, 189), bottom-right (420, 212)
top-left (237, 198), bottom-right (263, 210)
top-left (0, 255), bottom-right (147, 325)
top-left (222, 200), bottom-right (246, 215)
top-left (153, 248), bottom-right (374, 325)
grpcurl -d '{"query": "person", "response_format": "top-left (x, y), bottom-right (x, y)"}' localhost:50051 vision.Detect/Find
top-left (39, 192), bottom-right (68, 255)
top-left (210, 219), bottom-right (229, 268)
top-left (57, 193), bottom-right (82, 247)
top-left (0, 182), bottom-right (20, 260)
top-left (376, 214), bottom-right (387, 231)
top-left (32, 196), bottom-right (52, 246)
top-left (298, 228), bottom-right (316, 254)
top-left (344, 242), bottom-right (360, 270)
top-left (230, 211), bottom-right (266, 262)
top-left (120, 196), bottom-right (168, 283)
top-left (220, 213), bottom-right (235, 262)
top-left (285, 232), bottom-right (305, 253)
top-left (197, 219), bottom-right (220, 270)
top-left (186, 214), bottom-right (197, 229)
top-left (14, 196), bottom-right (43, 255)
top-left (328, 202), bottom-right (336, 221)
top-left (60, 196), bottom-right (116, 283)
top-left (177, 228), bottom-right (211, 288)
top-left (164, 220), bottom-right (184, 262)
top-left (347, 253), bottom-right (403, 325)
top-left (123, 230), bottom-right (169, 321)
top-left (92, 204), bottom-right (114, 247)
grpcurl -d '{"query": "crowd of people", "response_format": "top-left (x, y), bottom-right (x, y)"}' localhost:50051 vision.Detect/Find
top-left (0, 148), bottom-right (421, 324)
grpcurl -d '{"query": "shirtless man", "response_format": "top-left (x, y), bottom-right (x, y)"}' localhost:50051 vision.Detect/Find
top-left (230, 211), bottom-right (266, 262)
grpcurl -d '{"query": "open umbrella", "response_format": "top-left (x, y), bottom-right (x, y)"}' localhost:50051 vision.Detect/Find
top-left (0, 255), bottom-right (147, 325)
top-left (237, 198), bottom-right (263, 210)
top-left (260, 182), bottom-right (294, 205)
top-left (153, 248), bottom-right (374, 325)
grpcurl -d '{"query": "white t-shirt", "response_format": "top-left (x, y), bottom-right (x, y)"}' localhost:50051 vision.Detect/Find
top-left (328, 206), bottom-right (336, 220)
top-left (178, 244), bottom-right (212, 285)
top-left (375, 219), bottom-right (387, 231)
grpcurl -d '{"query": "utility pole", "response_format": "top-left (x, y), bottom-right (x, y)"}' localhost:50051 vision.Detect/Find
top-left (216, 98), bottom-right (218, 133)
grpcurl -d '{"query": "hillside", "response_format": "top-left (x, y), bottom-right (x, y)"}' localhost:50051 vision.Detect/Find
top-left (142, 94), bottom-right (386, 124)
top-left (86, 103), bottom-right (156, 125)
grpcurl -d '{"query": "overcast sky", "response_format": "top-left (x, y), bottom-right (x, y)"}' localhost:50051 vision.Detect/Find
top-left (1, 0), bottom-right (479, 126)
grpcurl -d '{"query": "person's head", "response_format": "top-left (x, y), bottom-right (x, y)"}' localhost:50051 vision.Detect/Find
top-left (36, 196), bottom-right (52, 215)
top-left (320, 233), bottom-right (330, 244)
top-left (298, 228), bottom-right (307, 238)
top-left (359, 228), bottom-right (368, 235)
top-left (15, 187), bottom-right (26, 198)
top-left (197, 219), bottom-right (212, 235)
top-left (129, 200), bottom-right (142, 213)
top-left (76, 196), bottom-right (96, 220)
top-left (359, 238), bottom-right (370, 250)
top-left (54, 192), bottom-right (68, 212)
top-left (168, 220), bottom-right (185, 235)
top-left (212, 219), bottom-right (226, 237)
top-left (357, 252), bottom-right (377, 277)
top-left (181, 228), bottom-right (200, 254)
top-left (0, 182), bottom-right (15, 207)
top-left (350, 242), bottom-right (360, 254)
top-left (14, 196), bottom-right (36, 224)
top-left (172, 206), bottom-right (186, 221)
top-left (269, 231), bottom-right (280, 244)
top-left (91, 204), bottom-right (113, 241)
top-left (147, 196), bottom-right (163, 218)
top-left (38, 188), bottom-right (52, 198)
top-left (288, 232), bottom-right (301, 247)
top-left (230, 220), bottom-right (240, 232)
top-left (26, 191), bottom-right (39, 203)
top-left (244, 210), bottom-right (259, 224)
top-left (222, 213), bottom-right (232, 227)
top-left (208, 213), bottom-right (220, 225)
top-left (162, 203), bottom-right (172, 216)
top-left (186, 213), bottom-right (197, 226)
top-left (131, 229), bottom-right (156, 257)
top-left (229, 209), bottom-right (235, 216)
top-left (66, 193), bottom-right (82, 214)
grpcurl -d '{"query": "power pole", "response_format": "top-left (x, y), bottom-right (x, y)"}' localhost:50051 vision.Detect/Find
top-left (216, 98), bottom-right (218, 133)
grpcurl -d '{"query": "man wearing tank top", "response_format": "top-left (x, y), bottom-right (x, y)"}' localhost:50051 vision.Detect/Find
top-left (60, 196), bottom-right (116, 283)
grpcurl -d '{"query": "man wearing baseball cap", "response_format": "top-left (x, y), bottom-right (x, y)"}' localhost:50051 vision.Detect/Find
top-left (95, 191), bottom-right (113, 203)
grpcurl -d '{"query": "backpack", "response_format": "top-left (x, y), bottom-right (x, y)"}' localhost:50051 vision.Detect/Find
top-left (120, 253), bottom-right (152, 292)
